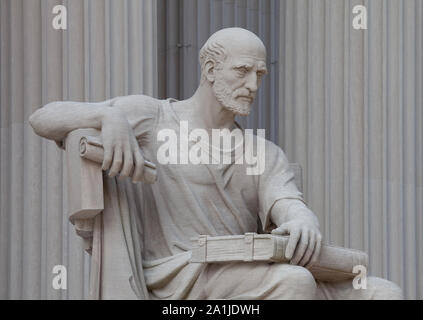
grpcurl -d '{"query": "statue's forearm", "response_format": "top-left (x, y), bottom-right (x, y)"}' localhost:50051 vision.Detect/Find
top-left (29, 101), bottom-right (115, 142)
top-left (270, 199), bottom-right (320, 228)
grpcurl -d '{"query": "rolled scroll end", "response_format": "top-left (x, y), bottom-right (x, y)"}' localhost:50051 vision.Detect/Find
top-left (79, 137), bottom-right (105, 164)
top-left (79, 135), bottom-right (158, 184)
top-left (142, 166), bottom-right (157, 184)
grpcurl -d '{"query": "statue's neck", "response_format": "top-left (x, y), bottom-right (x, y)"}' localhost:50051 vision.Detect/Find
top-left (183, 85), bottom-right (236, 131)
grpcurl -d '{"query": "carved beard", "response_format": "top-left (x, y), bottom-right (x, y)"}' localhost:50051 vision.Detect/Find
top-left (212, 71), bottom-right (252, 116)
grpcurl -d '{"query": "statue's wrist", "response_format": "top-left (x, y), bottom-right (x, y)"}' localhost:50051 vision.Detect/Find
top-left (100, 107), bottom-right (124, 125)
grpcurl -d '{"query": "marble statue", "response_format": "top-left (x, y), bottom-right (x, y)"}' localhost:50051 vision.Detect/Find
top-left (29, 27), bottom-right (403, 300)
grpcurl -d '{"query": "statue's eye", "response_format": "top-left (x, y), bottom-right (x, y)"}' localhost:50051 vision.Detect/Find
top-left (236, 67), bottom-right (249, 76)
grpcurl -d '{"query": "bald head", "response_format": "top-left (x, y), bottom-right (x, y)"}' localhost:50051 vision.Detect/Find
top-left (197, 28), bottom-right (267, 116)
top-left (199, 28), bottom-right (266, 79)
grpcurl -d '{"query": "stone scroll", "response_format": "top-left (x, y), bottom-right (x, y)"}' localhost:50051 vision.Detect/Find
top-left (191, 233), bottom-right (369, 282)
top-left (65, 128), bottom-right (157, 253)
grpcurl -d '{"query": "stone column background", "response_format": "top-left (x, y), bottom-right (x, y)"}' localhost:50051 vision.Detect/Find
top-left (0, 0), bottom-right (422, 300)
top-left (278, 0), bottom-right (422, 300)
top-left (0, 0), bottom-right (157, 299)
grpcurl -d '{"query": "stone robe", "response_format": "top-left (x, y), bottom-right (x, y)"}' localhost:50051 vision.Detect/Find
top-left (91, 97), bottom-right (402, 300)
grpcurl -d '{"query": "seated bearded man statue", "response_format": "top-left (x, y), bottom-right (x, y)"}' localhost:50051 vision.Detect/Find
top-left (29, 27), bottom-right (403, 300)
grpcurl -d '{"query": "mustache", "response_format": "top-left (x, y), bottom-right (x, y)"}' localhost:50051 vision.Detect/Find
top-left (233, 90), bottom-right (255, 100)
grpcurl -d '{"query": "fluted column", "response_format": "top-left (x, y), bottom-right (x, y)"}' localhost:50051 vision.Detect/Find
top-left (279, 0), bottom-right (423, 299)
top-left (0, 0), bottom-right (158, 299)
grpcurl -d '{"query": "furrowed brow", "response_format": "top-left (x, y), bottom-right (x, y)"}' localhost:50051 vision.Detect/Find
top-left (233, 63), bottom-right (253, 69)
top-left (257, 67), bottom-right (268, 74)
top-left (257, 61), bottom-right (268, 74)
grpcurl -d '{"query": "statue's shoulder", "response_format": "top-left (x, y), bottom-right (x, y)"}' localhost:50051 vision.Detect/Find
top-left (244, 129), bottom-right (280, 153)
top-left (110, 94), bottom-right (162, 108)
top-left (108, 94), bottom-right (166, 120)
top-left (243, 130), bottom-right (289, 167)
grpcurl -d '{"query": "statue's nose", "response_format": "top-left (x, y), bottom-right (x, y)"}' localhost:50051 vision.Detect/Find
top-left (244, 73), bottom-right (258, 93)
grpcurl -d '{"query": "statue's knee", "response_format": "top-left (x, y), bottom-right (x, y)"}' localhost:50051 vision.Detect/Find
top-left (276, 264), bottom-right (316, 292)
top-left (366, 277), bottom-right (403, 300)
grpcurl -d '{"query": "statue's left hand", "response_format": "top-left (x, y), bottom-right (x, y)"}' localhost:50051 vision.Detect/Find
top-left (271, 219), bottom-right (322, 268)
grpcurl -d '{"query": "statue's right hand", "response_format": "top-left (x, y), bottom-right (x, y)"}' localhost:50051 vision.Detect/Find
top-left (100, 108), bottom-right (145, 183)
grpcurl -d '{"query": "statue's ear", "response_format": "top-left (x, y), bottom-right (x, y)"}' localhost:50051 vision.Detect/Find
top-left (204, 59), bottom-right (216, 83)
